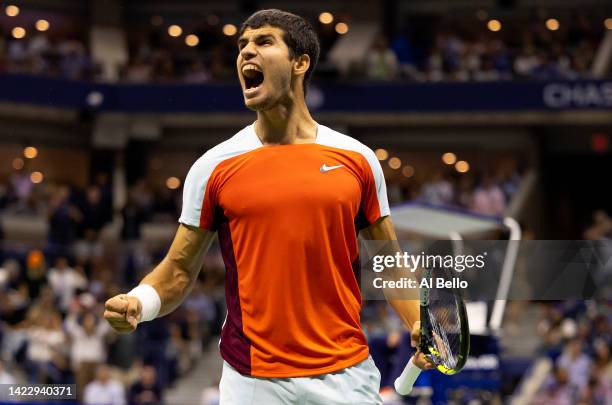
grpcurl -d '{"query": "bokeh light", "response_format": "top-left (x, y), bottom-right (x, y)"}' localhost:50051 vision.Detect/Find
top-left (23, 146), bottom-right (38, 159)
top-left (375, 148), bottom-right (389, 161)
top-left (166, 177), bottom-right (181, 190)
top-left (402, 165), bottom-right (415, 178)
top-left (487, 19), bottom-right (502, 32)
top-left (223, 24), bottom-right (237, 36)
top-left (185, 34), bottom-right (199, 47)
top-left (36, 20), bottom-right (50, 32)
top-left (12, 27), bottom-right (26, 39)
top-left (546, 18), bottom-right (560, 31)
top-left (442, 152), bottom-right (457, 165)
top-left (5, 5), bottom-right (19, 17)
top-left (388, 157), bottom-right (402, 170)
top-left (30, 172), bottom-right (44, 184)
top-left (319, 12), bottom-right (334, 24)
top-left (455, 160), bottom-right (470, 173)
top-left (168, 25), bottom-right (182, 37)
top-left (335, 22), bottom-right (349, 34)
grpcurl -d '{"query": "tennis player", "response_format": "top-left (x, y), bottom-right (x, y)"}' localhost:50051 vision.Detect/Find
top-left (104, 9), bottom-right (432, 404)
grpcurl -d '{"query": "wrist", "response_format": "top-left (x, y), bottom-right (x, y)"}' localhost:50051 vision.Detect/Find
top-left (127, 284), bottom-right (161, 322)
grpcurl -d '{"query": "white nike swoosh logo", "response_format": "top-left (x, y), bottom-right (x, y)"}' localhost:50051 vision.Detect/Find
top-left (320, 164), bottom-right (345, 173)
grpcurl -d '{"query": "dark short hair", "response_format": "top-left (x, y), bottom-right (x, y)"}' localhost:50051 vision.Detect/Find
top-left (239, 9), bottom-right (320, 93)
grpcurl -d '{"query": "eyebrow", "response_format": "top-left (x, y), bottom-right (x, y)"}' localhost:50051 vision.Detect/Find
top-left (237, 33), bottom-right (275, 47)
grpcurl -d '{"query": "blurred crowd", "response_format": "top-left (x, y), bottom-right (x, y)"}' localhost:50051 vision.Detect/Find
top-left (0, 11), bottom-right (606, 83)
top-left (385, 166), bottom-right (522, 217)
top-left (377, 13), bottom-right (603, 82)
top-left (0, 243), bottom-right (224, 404)
top-left (534, 301), bottom-right (612, 405)
top-left (0, 168), bottom-right (182, 240)
top-left (0, 30), bottom-right (95, 81)
top-left (0, 169), bottom-right (224, 404)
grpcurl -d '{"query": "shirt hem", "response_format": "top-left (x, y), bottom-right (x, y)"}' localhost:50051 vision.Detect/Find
top-left (237, 349), bottom-right (370, 378)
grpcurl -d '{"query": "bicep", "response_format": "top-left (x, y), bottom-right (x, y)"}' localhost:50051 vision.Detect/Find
top-left (165, 224), bottom-right (216, 277)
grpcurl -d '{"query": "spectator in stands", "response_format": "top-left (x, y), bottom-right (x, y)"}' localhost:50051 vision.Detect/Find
top-left (514, 45), bottom-right (540, 79)
top-left (58, 37), bottom-right (91, 80)
top-left (0, 259), bottom-right (20, 293)
top-left (93, 173), bottom-right (113, 225)
top-left (389, 33), bottom-right (417, 79)
top-left (471, 174), bottom-right (505, 216)
top-left (131, 180), bottom-right (154, 222)
top-left (579, 375), bottom-right (612, 405)
top-left (184, 281), bottom-right (216, 334)
top-left (137, 318), bottom-right (171, 388)
top-left (365, 35), bottom-right (399, 80)
top-left (24, 309), bottom-right (66, 383)
top-left (28, 31), bottom-right (52, 75)
top-left (83, 364), bottom-right (126, 405)
top-left (530, 52), bottom-right (563, 80)
top-left (439, 32), bottom-right (465, 78)
top-left (0, 261), bottom-right (30, 331)
top-left (25, 250), bottom-right (47, 300)
top-left (65, 309), bottom-right (111, 392)
top-left (534, 366), bottom-right (576, 405)
top-left (489, 39), bottom-right (512, 79)
top-left (473, 54), bottom-right (502, 81)
top-left (47, 256), bottom-right (87, 313)
top-left (419, 171), bottom-right (454, 206)
top-left (153, 51), bottom-right (175, 82)
top-left (557, 338), bottom-right (592, 390)
top-left (165, 323), bottom-right (187, 382)
top-left (121, 193), bottom-right (145, 240)
top-left (129, 365), bottom-right (163, 405)
top-left (184, 59), bottom-right (211, 83)
top-left (48, 186), bottom-right (82, 253)
top-left (591, 338), bottom-right (612, 378)
top-left (125, 55), bottom-right (154, 83)
top-left (6, 36), bottom-right (28, 73)
top-left (8, 167), bottom-right (34, 212)
top-left (456, 175), bottom-right (475, 208)
top-left (80, 186), bottom-right (108, 240)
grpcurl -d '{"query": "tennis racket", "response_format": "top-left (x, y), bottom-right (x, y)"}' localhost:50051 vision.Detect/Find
top-left (394, 266), bottom-right (470, 395)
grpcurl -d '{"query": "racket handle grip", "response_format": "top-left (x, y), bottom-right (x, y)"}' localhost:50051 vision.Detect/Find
top-left (394, 356), bottom-right (422, 395)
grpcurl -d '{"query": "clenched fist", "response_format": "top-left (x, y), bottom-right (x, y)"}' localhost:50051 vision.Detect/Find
top-left (104, 294), bottom-right (142, 333)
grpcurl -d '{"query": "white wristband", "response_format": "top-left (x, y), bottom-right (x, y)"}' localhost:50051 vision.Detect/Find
top-left (127, 284), bottom-right (161, 322)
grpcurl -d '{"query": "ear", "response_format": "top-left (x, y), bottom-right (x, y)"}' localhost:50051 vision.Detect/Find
top-left (293, 54), bottom-right (310, 76)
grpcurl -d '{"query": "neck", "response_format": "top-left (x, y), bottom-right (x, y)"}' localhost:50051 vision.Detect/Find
top-left (255, 90), bottom-right (317, 144)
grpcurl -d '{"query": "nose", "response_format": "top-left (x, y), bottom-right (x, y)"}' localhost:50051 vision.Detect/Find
top-left (240, 41), bottom-right (256, 60)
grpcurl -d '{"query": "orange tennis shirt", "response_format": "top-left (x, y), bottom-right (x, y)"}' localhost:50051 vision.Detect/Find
top-left (179, 123), bottom-right (390, 377)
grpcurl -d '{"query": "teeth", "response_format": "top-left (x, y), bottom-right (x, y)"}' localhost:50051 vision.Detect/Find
top-left (242, 64), bottom-right (261, 74)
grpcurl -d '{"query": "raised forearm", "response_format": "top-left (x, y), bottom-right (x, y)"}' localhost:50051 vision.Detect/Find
top-left (137, 224), bottom-right (213, 317)
top-left (140, 257), bottom-right (198, 317)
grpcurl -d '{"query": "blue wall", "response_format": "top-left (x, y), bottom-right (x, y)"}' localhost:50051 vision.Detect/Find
top-left (1, 74), bottom-right (610, 113)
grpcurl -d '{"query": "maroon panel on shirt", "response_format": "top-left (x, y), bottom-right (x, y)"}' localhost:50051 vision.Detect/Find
top-left (217, 217), bottom-right (252, 375)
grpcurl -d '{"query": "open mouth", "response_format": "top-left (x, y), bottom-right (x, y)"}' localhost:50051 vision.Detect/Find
top-left (242, 64), bottom-right (264, 92)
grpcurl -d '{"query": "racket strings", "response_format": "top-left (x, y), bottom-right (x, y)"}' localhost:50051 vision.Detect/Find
top-left (427, 288), bottom-right (462, 370)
